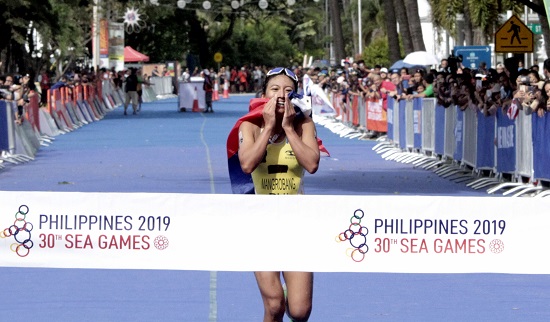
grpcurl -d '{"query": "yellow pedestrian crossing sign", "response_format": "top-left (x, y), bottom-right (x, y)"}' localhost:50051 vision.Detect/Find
top-left (495, 15), bottom-right (533, 53)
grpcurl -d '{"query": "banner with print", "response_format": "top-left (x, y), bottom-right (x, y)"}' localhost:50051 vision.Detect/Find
top-left (2, 191), bottom-right (550, 274)
top-left (476, 110), bottom-right (496, 169)
top-left (531, 112), bottom-right (550, 180)
top-left (495, 107), bottom-right (516, 173)
top-left (366, 98), bottom-right (387, 133)
top-left (453, 106), bottom-right (464, 161)
top-left (387, 97), bottom-right (395, 141)
top-left (413, 98), bottom-right (422, 149)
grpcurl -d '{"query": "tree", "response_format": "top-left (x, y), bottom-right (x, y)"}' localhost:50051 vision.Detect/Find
top-left (0, 0), bottom-right (58, 74)
top-left (329, 0), bottom-right (346, 63)
top-left (404, 0), bottom-right (426, 51)
top-left (362, 36), bottom-right (391, 67)
top-left (428, 0), bottom-right (523, 46)
top-left (393, 0), bottom-right (414, 54)
top-left (383, 0), bottom-right (401, 63)
top-left (532, 0), bottom-right (550, 54)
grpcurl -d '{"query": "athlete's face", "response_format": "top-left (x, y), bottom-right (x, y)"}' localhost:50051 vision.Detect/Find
top-left (264, 75), bottom-right (295, 113)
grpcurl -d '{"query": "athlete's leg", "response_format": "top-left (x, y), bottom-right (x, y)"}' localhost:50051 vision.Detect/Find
top-left (282, 272), bottom-right (313, 322)
top-left (255, 271), bottom-right (285, 322)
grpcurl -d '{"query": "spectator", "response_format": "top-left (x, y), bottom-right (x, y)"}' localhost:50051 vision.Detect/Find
top-left (37, 69), bottom-right (50, 106)
top-left (123, 68), bottom-right (139, 115)
top-left (253, 65), bottom-right (263, 92)
top-left (379, 67), bottom-right (389, 81)
top-left (477, 62), bottom-right (488, 75)
top-left (180, 67), bottom-right (190, 82)
top-left (237, 67), bottom-right (248, 93)
top-left (50, 76), bottom-right (68, 90)
top-left (387, 72), bottom-right (404, 101)
top-left (536, 80), bottom-right (550, 117)
top-left (542, 58), bottom-right (550, 79)
top-left (439, 59), bottom-right (450, 73)
top-left (412, 73), bottom-right (435, 99)
top-left (203, 69), bottom-right (214, 113)
top-left (151, 66), bottom-right (161, 77)
top-left (230, 66), bottom-right (238, 93)
top-left (0, 75), bottom-right (15, 100)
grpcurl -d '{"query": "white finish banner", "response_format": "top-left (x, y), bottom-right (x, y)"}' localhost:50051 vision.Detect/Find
top-left (1, 191), bottom-right (548, 274)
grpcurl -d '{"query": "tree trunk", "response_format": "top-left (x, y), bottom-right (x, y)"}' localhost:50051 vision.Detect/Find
top-left (463, 0), bottom-right (474, 46)
top-left (188, 12), bottom-right (211, 67)
top-left (329, 0), bottom-right (346, 63)
top-left (393, 0), bottom-right (414, 54)
top-left (383, 0), bottom-right (401, 62)
top-left (344, 0), bottom-right (358, 55)
top-left (404, 0), bottom-right (426, 52)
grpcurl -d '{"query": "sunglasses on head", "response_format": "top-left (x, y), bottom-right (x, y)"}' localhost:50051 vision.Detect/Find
top-left (266, 67), bottom-right (298, 82)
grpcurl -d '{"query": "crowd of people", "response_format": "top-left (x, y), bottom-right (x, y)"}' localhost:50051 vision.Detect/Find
top-left (0, 65), bottom-right (156, 120)
top-left (5, 54), bottom-right (550, 129)
top-left (195, 56), bottom-right (550, 138)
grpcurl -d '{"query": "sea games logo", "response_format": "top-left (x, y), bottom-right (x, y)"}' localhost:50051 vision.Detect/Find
top-left (2, 205), bottom-right (172, 257)
top-left (337, 208), bottom-right (507, 263)
top-left (336, 209), bottom-right (369, 262)
top-left (1, 205), bottom-right (34, 257)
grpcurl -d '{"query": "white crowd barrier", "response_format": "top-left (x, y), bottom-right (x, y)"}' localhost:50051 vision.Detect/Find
top-left (177, 81), bottom-right (206, 112)
top-left (149, 76), bottom-right (176, 99)
top-left (0, 80), bottom-right (124, 170)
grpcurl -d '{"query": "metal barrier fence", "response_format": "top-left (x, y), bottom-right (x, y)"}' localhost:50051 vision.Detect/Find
top-left (405, 100), bottom-right (414, 150)
top-left (462, 106), bottom-right (477, 168)
top-left (421, 98), bottom-right (435, 154)
top-left (444, 105), bottom-right (456, 160)
top-left (516, 110), bottom-right (533, 179)
top-left (320, 89), bottom-right (548, 195)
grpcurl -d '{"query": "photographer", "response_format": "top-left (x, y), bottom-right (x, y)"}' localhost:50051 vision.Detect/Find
top-left (514, 71), bottom-right (541, 116)
top-left (447, 53), bottom-right (464, 75)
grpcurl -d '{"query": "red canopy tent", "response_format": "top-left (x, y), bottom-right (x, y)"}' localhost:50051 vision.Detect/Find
top-left (124, 46), bottom-right (150, 62)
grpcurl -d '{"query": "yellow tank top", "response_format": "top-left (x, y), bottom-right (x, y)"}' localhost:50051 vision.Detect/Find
top-left (251, 140), bottom-right (305, 195)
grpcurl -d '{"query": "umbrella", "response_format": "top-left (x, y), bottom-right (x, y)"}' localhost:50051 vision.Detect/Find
top-left (389, 60), bottom-right (417, 70)
top-left (403, 51), bottom-right (439, 66)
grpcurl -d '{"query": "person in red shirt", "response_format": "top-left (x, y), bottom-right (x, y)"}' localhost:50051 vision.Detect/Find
top-left (237, 67), bottom-right (248, 93)
top-left (230, 67), bottom-right (238, 93)
top-left (379, 74), bottom-right (397, 111)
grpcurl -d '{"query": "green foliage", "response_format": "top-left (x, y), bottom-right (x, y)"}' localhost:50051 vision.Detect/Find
top-left (362, 36), bottom-right (391, 68)
top-left (226, 19), bottom-right (297, 67)
top-left (428, 0), bottom-right (526, 42)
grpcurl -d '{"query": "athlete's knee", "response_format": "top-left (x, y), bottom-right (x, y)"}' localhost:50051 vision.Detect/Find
top-left (287, 301), bottom-right (312, 322)
top-left (263, 296), bottom-right (285, 319)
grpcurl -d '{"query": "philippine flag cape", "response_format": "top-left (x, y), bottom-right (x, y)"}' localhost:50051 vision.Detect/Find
top-left (227, 97), bottom-right (330, 194)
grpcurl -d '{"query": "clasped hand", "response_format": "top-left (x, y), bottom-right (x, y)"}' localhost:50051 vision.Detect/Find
top-left (262, 95), bottom-right (296, 134)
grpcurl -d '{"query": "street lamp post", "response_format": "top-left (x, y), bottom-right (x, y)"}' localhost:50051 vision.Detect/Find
top-left (358, 0), bottom-right (362, 56)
